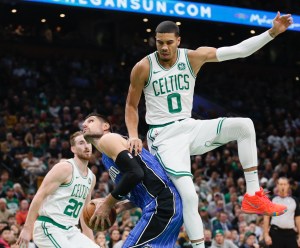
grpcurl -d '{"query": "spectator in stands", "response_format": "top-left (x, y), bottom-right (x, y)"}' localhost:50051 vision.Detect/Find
top-left (113, 229), bottom-right (130, 248)
top-left (213, 211), bottom-right (233, 233)
top-left (204, 229), bottom-right (212, 248)
top-left (117, 210), bottom-right (134, 232)
top-left (94, 231), bottom-right (108, 248)
top-left (12, 183), bottom-right (25, 201)
top-left (0, 226), bottom-right (11, 248)
top-left (46, 138), bottom-right (61, 160)
top-left (9, 138), bottom-right (28, 163)
top-left (194, 175), bottom-right (210, 201)
top-left (1, 133), bottom-right (17, 156)
top-left (0, 171), bottom-right (13, 193)
top-left (107, 229), bottom-right (120, 248)
top-left (288, 162), bottom-right (300, 181)
top-left (0, 199), bottom-right (11, 222)
top-left (207, 170), bottom-right (223, 192)
top-left (98, 171), bottom-right (114, 192)
top-left (129, 208), bottom-right (141, 226)
top-left (199, 206), bottom-right (212, 230)
top-left (239, 231), bottom-right (259, 248)
top-left (4, 188), bottom-right (18, 214)
top-left (225, 192), bottom-right (239, 220)
top-left (21, 150), bottom-right (46, 187)
top-left (25, 188), bottom-right (36, 204)
top-left (3, 110), bottom-right (17, 130)
top-left (31, 138), bottom-right (46, 160)
top-left (267, 129), bottom-right (282, 152)
top-left (262, 160), bottom-right (273, 179)
top-left (15, 199), bottom-right (29, 226)
top-left (211, 229), bottom-right (238, 248)
top-left (231, 229), bottom-right (240, 246)
top-left (207, 192), bottom-right (225, 218)
top-left (60, 140), bottom-right (73, 159)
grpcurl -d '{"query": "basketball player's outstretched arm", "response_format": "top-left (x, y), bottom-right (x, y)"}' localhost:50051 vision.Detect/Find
top-left (188, 11), bottom-right (293, 73)
top-left (17, 162), bottom-right (72, 248)
top-left (91, 133), bottom-right (144, 230)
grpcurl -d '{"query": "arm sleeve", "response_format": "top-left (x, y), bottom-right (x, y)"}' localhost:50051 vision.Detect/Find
top-left (216, 30), bottom-right (274, 62)
top-left (111, 150), bottom-right (144, 200)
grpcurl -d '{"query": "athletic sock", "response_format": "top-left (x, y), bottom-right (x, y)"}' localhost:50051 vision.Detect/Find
top-left (244, 170), bottom-right (260, 196)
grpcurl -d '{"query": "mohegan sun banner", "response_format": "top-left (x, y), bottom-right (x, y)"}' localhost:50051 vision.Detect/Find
top-left (23, 0), bottom-right (300, 31)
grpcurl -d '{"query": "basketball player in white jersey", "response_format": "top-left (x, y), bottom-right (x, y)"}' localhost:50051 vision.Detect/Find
top-left (125, 12), bottom-right (293, 248)
top-left (17, 131), bottom-right (99, 248)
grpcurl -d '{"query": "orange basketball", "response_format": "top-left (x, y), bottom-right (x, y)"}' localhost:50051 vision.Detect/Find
top-left (83, 199), bottom-right (117, 231)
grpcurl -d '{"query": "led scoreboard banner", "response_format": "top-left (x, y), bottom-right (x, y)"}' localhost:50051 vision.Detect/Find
top-left (23, 0), bottom-right (300, 32)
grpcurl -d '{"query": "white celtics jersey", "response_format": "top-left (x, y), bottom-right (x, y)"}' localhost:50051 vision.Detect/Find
top-left (144, 48), bottom-right (196, 125)
top-left (39, 159), bottom-right (94, 227)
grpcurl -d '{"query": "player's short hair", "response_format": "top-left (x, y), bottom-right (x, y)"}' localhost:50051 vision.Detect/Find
top-left (70, 131), bottom-right (83, 147)
top-left (155, 21), bottom-right (180, 37)
top-left (84, 113), bottom-right (112, 131)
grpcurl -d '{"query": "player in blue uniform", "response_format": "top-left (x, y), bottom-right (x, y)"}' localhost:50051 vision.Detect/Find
top-left (82, 113), bottom-right (183, 248)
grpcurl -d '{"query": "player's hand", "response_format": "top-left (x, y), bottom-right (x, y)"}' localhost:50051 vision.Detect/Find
top-left (127, 137), bottom-right (143, 155)
top-left (264, 234), bottom-right (272, 246)
top-left (270, 11), bottom-right (293, 36)
top-left (16, 227), bottom-right (32, 248)
top-left (90, 201), bottom-right (112, 231)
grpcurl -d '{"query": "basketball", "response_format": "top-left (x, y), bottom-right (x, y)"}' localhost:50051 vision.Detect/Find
top-left (83, 199), bottom-right (117, 231)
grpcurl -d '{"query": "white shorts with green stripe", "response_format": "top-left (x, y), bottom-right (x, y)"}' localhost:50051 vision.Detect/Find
top-left (33, 220), bottom-right (99, 248)
top-left (147, 117), bottom-right (227, 177)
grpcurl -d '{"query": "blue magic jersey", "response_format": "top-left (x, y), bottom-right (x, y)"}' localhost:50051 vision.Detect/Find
top-left (102, 149), bottom-right (175, 209)
top-left (102, 148), bottom-right (183, 247)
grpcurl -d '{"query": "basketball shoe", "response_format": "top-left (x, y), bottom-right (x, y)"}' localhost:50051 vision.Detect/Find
top-left (241, 187), bottom-right (287, 216)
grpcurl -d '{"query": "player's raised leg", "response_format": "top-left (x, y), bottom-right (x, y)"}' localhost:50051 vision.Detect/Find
top-left (198, 117), bottom-right (287, 216)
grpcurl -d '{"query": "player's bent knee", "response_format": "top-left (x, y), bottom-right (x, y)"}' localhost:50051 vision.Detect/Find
top-left (241, 118), bottom-right (255, 136)
top-left (231, 117), bottom-right (255, 138)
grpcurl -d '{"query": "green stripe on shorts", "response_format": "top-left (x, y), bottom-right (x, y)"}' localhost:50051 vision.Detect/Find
top-left (217, 118), bottom-right (226, 134)
top-left (155, 152), bottom-right (192, 177)
top-left (42, 222), bottom-right (62, 248)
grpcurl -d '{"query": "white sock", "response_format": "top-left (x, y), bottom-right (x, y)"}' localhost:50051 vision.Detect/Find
top-left (244, 170), bottom-right (260, 196)
top-left (191, 241), bottom-right (205, 248)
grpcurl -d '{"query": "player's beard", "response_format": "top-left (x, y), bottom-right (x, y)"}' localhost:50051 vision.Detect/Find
top-left (83, 132), bottom-right (103, 144)
top-left (77, 150), bottom-right (91, 160)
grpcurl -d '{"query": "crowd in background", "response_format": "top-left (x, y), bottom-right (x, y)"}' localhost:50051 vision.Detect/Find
top-left (1, 2), bottom-right (300, 247)
top-left (0, 51), bottom-right (299, 248)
